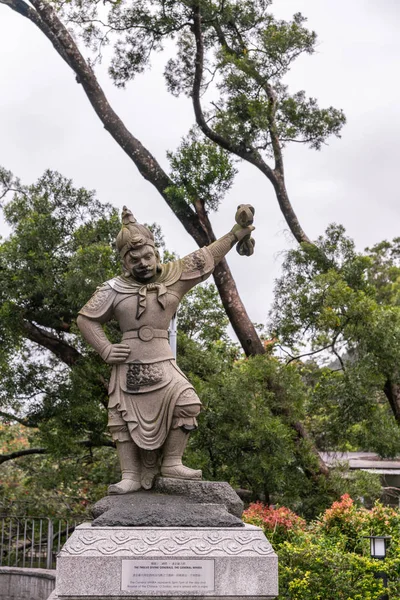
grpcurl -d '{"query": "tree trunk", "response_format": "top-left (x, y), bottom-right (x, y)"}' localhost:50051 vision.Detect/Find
top-left (213, 259), bottom-right (265, 355)
top-left (384, 379), bottom-right (400, 424)
top-left (269, 173), bottom-right (311, 244)
top-left (2, 0), bottom-right (263, 357)
top-left (292, 420), bottom-right (330, 477)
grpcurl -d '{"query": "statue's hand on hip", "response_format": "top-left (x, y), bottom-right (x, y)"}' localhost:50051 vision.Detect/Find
top-left (104, 343), bottom-right (130, 364)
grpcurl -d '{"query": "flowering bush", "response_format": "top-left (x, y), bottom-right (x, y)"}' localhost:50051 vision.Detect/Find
top-left (367, 501), bottom-right (400, 538)
top-left (243, 496), bottom-right (400, 599)
top-left (316, 493), bottom-right (369, 551)
top-left (315, 494), bottom-right (400, 554)
top-left (243, 502), bottom-right (306, 545)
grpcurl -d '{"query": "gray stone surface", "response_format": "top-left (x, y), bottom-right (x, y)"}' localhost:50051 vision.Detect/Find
top-left (55, 523), bottom-right (278, 599)
top-left (0, 567), bottom-right (55, 600)
top-left (92, 492), bottom-right (243, 527)
top-left (153, 479), bottom-right (244, 519)
top-left (91, 480), bottom-right (244, 527)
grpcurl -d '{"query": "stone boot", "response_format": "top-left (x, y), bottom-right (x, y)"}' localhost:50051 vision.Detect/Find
top-left (161, 428), bottom-right (202, 480)
top-left (108, 440), bottom-right (142, 494)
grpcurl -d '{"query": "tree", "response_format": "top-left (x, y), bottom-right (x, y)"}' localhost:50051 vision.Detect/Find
top-left (0, 0), bottom-right (345, 356)
top-left (0, 168), bottom-right (125, 511)
top-left (180, 343), bottom-right (380, 517)
top-left (1, 169), bottom-right (387, 515)
top-left (270, 225), bottom-right (400, 454)
top-left (0, 168), bottom-right (119, 451)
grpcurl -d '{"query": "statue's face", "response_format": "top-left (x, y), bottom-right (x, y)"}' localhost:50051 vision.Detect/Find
top-left (125, 245), bottom-right (159, 282)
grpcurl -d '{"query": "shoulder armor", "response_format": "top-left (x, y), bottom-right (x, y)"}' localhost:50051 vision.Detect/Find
top-left (78, 282), bottom-right (116, 319)
top-left (180, 247), bottom-right (214, 281)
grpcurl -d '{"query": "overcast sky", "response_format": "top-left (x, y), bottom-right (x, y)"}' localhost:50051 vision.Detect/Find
top-left (0, 0), bottom-right (399, 338)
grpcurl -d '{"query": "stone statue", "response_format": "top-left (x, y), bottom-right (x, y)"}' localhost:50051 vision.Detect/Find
top-left (77, 205), bottom-right (255, 495)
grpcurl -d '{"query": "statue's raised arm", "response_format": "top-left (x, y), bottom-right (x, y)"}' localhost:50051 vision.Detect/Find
top-left (77, 205), bottom-right (255, 495)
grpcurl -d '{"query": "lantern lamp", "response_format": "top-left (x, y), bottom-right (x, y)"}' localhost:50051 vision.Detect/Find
top-left (365, 536), bottom-right (391, 559)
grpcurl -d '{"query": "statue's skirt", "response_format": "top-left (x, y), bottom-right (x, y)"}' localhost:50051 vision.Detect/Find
top-left (107, 359), bottom-right (200, 450)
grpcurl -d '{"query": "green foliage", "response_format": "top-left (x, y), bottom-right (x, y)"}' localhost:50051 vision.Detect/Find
top-left (0, 169), bottom-right (120, 447)
top-left (0, 169), bottom-right (120, 327)
top-left (306, 361), bottom-right (400, 457)
top-left (270, 224), bottom-right (400, 456)
top-left (182, 351), bottom-right (365, 517)
top-left (243, 495), bottom-right (400, 599)
top-left (278, 538), bottom-right (394, 600)
top-left (190, 355), bottom-right (305, 500)
top-left (166, 130), bottom-right (237, 212)
top-left (0, 168), bottom-right (125, 513)
top-left (365, 238), bottom-right (400, 305)
top-left (178, 282), bottom-right (230, 344)
top-left (62, 0), bottom-right (345, 184)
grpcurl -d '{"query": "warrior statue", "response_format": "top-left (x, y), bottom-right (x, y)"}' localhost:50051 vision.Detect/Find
top-left (77, 205), bottom-right (255, 495)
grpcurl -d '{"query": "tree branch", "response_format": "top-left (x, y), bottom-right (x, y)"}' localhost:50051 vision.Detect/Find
top-left (22, 320), bottom-right (82, 367)
top-left (0, 439), bottom-right (115, 464)
top-left (2, 0), bottom-right (207, 247)
top-left (192, 6), bottom-right (262, 164)
top-left (331, 335), bottom-right (345, 371)
top-left (0, 410), bottom-right (37, 427)
top-left (264, 82), bottom-right (284, 175)
top-left (212, 18), bottom-right (283, 176)
top-left (286, 343), bottom-right (332, 365)
top-left (192, 6), bottom-right (310, 244)
top-left (0, 448), bottom-right (47, 464)
top-left (0, 0), bottom-right (75, 69)
top-left (383, 379), bottom-right (400, 425)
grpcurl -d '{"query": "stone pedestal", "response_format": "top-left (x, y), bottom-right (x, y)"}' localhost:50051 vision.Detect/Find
top-left (49, 482), bottom-right (278, 599)
top-left (51, 523), bottom-right (278, 600)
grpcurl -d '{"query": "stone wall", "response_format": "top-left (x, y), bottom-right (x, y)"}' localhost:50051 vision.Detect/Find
top-left (0, 567), bottom-right (55, 600)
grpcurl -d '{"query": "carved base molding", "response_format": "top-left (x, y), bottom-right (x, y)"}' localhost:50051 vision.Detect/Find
top-left (55, 524), bottom-right (278, 599)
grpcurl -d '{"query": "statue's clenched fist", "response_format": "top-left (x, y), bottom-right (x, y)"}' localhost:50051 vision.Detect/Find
top-left (232, 204), bottom-right (256, 256)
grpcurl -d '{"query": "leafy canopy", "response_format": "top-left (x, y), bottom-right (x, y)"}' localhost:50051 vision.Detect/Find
top-left (63, 0), bottom-right (345, 206)
top-left (270, 225), bottom-right (400, 456)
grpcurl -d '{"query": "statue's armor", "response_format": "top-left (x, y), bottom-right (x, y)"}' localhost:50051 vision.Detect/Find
top-left (79, 247), bottom-right (216, 450)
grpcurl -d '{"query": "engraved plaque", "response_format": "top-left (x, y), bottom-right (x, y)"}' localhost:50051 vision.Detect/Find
top-left (121, 559), bottom-right (215, 594)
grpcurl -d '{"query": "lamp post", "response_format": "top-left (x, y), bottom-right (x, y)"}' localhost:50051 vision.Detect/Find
top-left (169, 312), bottom-right (177, 360)
top-left (364, 536), bottom-right (391, 600)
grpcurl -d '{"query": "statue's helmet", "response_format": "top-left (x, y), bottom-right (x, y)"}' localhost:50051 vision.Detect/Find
top-left (116, 206), bottom-right (155, 258)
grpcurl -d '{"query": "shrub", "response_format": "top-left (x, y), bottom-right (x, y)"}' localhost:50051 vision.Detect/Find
top-left (315, 493), bottom-right (369, 551)
top-left (243, 501), bottom-right (306, 545)
top-left (243, 496), bottom-right (400, 599)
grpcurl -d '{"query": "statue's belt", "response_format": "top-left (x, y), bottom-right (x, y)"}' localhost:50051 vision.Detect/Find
top-left (122, 326), bottom-right (169, 343)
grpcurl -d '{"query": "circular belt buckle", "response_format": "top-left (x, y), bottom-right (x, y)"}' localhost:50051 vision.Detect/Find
top-left (138, 325), bottom-right (154, 342)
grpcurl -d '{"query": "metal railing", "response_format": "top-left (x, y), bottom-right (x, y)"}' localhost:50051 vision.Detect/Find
top-left (0, 516), bottom-right (84, 570)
